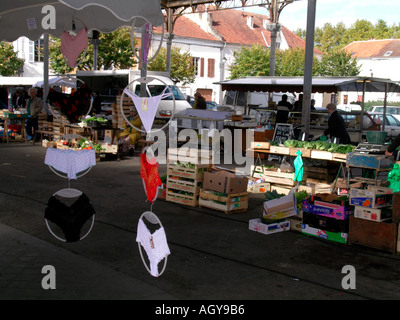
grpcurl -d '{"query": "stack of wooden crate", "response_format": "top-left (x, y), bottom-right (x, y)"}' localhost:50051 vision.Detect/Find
top-left (199, 168), bottom-right (249, 214)
top-left (114, 95), bottom-right (133, 128)
top-left (166, 148), bottom-right (212, 207)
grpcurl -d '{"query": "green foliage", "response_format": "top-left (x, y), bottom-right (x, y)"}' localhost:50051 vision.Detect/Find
top-left (295, 19), bottom-right (400, 53)
top-left (228, 44), bottom-right (270, 78)
top-left (317, 49), bottom-right (360, 76)
top-left (49, 27), bottom-right (137, 73)
top-left (228, 44), bottom-right (357, 78)
top-left (147, 47), bottom-right (196, 85)
top-left (0, 42), bottom-right (24, 76)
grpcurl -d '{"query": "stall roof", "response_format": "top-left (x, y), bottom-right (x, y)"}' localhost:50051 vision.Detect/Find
top-left (214, 76), bottom-right (400, 94)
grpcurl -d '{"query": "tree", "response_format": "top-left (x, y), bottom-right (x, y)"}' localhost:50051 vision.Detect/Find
top-left (317, 49), bottom-right (360, 76)
top-left (147, 47), bottom-right (196, 85)
top-left (228, 44), bottom-right (359, 78)
top-left (49, 27), bottom-right (137, 73)
top-left (0, 42), bottom-right (24, 76)
top-left (277, 47), bottom-right (321, 76)
top-left (228, 44), bottom-right (270, 79)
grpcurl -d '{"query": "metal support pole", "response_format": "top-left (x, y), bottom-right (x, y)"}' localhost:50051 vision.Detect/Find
top-left (302, 0), bottom-right (317, 140)
top-left (43, 34), bottom-right (49, 114)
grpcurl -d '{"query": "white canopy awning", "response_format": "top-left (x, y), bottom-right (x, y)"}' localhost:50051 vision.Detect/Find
top-left (214, 76), bottom-right (400, 94)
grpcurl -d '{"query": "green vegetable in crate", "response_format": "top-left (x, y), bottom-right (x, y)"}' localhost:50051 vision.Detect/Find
top-left (264, 190), bottom-right (285, 200)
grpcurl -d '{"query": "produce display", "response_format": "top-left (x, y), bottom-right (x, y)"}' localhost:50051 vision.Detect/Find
top-left (282, 139), bottom-right (356, 154)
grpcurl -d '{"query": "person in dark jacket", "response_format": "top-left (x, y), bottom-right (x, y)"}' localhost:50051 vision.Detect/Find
top-left (193, 92), bottom-right (206, 110)
top-left (324, 103), bottom-right (351, 144)
top-left (276, 94), bottom-right (292, 124)
top-left (385, 134), bottom-right (400, 156)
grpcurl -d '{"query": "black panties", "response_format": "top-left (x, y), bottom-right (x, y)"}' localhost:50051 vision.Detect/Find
top-left (45, 193), bottom-right (96, 242)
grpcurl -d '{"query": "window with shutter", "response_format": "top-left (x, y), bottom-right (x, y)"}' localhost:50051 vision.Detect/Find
top-left (207, 58), bottom-right (215, 78)
top-left (200, 58), bottom-right (204, 77)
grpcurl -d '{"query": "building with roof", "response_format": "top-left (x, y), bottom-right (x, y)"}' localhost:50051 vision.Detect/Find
top-left (343, 38), bottom-right (400, 102)
top-left (152, 7), bottom-right (321, 103)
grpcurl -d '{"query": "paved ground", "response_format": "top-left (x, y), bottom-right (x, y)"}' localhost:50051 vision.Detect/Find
top-left (1, 142), bottom-right (400, 308)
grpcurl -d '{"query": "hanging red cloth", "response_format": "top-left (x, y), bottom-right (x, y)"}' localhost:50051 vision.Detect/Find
top-left (140, 152), bottom-right (162, 203)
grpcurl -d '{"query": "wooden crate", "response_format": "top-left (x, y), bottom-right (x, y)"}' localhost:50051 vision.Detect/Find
top-left (166, 189), bottom-right (198, 207)
top-left (332, 153), bottom-right (347, 162)
top-left (250, 141), bottom-right (270, 150)
top-left (199, 189), bottom-right (249, 213)
top-left (392, 192), bottom-right (400, 223)
top-left (304, 165), bottom-right (340, 183)
top-left (167, 147), bottom-right (212, 165)
top-left (311, 150), bottom-right (332, 160)
top-left (263, 168), bottom-right (306, 186)
top-left (289, 147), bottom-right (311, 158)
top-left (167, 163), bottom-right (210, 180)
top-left (269, 145), bottom-right (290, 155)
top-left (166, 176), bottom-right (202, 195)
top-left (349, 216), bottom-right (399, 254)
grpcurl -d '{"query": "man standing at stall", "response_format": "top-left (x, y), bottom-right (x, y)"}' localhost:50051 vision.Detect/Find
top-left (26, 88), bottom-right (43, 141)
top-left (324, 103), bottom-right (351, 144)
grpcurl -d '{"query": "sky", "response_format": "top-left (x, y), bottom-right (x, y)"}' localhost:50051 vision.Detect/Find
top-left (243, 0), bottom-right (400, 31)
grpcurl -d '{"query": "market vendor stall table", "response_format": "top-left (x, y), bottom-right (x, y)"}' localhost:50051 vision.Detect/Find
top-left (1, 115), bottom-right (28, 143)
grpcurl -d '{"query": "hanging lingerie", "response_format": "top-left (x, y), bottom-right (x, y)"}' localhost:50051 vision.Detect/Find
top-left (123, 87), bottom-right (172, 133)
top-left (136, 218), bottom-right (170, 277)
top-left (61, 27), bottom-right (88, 68)
top-left (45, 193), bottom-right (96, 242)
top-left (140, 152), bottom-right (162, 203)
top-left (47, 83), bottom-right (92, 123)
top-left (45, 148), bottom-right (96, 180)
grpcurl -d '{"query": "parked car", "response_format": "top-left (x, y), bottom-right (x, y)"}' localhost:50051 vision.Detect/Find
top-left (368, 112), bottom-right (400, 141)
top-left (206, 101), bottom-right (219, 111)
top-left (370, 106), bottom-right (400, 121)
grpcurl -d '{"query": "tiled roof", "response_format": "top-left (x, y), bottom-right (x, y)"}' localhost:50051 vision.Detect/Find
top-left (344, 39), bottom-right (400, 58)
top-left (154, 8), bottom-right (321, 53)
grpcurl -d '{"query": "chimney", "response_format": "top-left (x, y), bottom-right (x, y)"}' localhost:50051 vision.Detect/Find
top-left (247, 16), bottom-right (254, 29)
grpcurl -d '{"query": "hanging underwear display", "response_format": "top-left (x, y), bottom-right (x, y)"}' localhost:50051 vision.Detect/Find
top-left (60, 27), bottom-right (88, 68)
top-left (45, 193), bottom-right (96, 243)
top-left (123, 87), bottom-right (172, 133)
top-left (136, 217), bottom-right (170, 277)
top-left (47, 83), bottom-right (92, 123)
top-left (45, 148), bottom-right (96, 180)
top-left (140, 152), bottom-right (162, 203)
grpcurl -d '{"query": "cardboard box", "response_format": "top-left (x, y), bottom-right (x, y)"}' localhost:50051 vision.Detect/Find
top-left (302, 195), bottom-right (353, 220)
top-left (353, 206), bottom-right (392, 222)
top-left (302, 212), bottom-right (349, 233)
top-left (247, 177), bottom-right (270, 193)
top-left (349, 186), bottom-right (393, 208)
top-left (301, 224), bottom-right (348, 244)
top-left (203, 170), bottom-right (248, 194)
top-left (263, 192), bottom-right (298, 220)
top-left (249, 218), bottom-right (290, 235)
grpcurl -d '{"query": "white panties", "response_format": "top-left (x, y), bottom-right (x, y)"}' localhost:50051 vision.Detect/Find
top-left (45, 148), bottom-right (96, 180)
